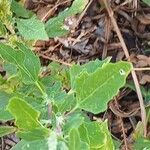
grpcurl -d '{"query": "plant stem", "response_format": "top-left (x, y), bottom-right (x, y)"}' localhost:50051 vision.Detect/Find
top-left (35, 81), bottom-right (46, 97)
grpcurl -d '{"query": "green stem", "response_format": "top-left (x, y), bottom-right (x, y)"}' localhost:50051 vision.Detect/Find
top-left (35, 81), bottom-right (46, 97)
top-left (65, 104), bottom-right (79, 117)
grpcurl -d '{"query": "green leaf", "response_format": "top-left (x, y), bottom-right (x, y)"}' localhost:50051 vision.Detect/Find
top-left (45, 0), bottom-right (89, 37)
top-left (55, 93), bottom-right (76, 114)
top-left (0, 0), bottom-right (12, 25)
top-left (75, 61), bottom-right (132, 114)
top-left (11, 139), bottom-right (49, 150)
top-left (63, 113), bottom-right (85, 135)
top-left (143, 0), bottom-right (150, 6)
top-left (0, 126), bottom-right (16, 137)
top-left (16, 42), bottom-right (41, 84)
top-left (57, 141), bottom-right (68, 150)
top-left (70, 58), bottom-right (110, 89)
top-left (7, 97), bottom-right (42, 130)
top-left (11, 0), bottom-right (32, 18)
top-left (68, 128), bottom-right (81, 150)
top-left (79, 121), bottom-right (114, 149)
top-left (0, 43), bottom-right (41, 84)
top-left (48, 131), bottom-right (57, 150)
top-left (17, 16), bottom-right (48, 40)
top-left (0, 19), bottom-right (7, 35)
top-left (17, 127), bottom-right (50, 141)
top-left (133, 137), bottom-right (150, 150)
top-left (0, 91), bottom-right (13, 121)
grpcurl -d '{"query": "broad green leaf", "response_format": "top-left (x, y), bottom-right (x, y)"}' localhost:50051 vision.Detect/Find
top-left (133, 137), bottom-right (150, 150)
top-left (79, 121), bottom-right (114, 149)
top-left (17, 16), bottom-right (48, 40)
top-left (0, 91), bottom-right (13, 121)
top-left (11, 0), bottom-right (32, 18)
top-left (63, 113), bottom-right (85, 135)
top-left (143, 0), bottom-right (150, 6)
top-left (75, 61), bottom-right (132, 114)
top-left (68, 128), bottom-right (81, 150)
top-left (3, 63), bottom-right (18, 76)
top-left (70, 58), bottom-right (110, 89)
top-left (0, 19), bottom-right (7, 35)
top-left (0, 43), bottom-right (40, 84)
top-left (11, 139), bottom-right (49, 150)
top-left (17, 127), bottom-right (50, 141)
top-left (57, 141), bottom-right (68, 150)
top-left (7, 97), bottom-right (42, 130)
top-left (55, 93), bottom-right (76, 114)
top-left (16, 42), bottom-right (41, 84)
top-left (45, 0), bottom-right (89, 37)
top-left (0, 126), bottom-right (16, 137)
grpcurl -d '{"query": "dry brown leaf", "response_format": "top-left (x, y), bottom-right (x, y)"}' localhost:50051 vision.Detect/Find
top-left (137, 14), bottom-right (150, 25)
top-left (136, 55), bottom-right (150, 67)
top-left (140, 74), bottom-right (150, 84)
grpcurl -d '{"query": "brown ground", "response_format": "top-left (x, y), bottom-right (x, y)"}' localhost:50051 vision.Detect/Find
top-left (1, 0), bottom-right (150, 149)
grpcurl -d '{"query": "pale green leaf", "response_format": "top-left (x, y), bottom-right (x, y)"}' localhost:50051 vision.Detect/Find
top-left (11, 0), bottom-right (32, 18)
top-left (17, 16), bottom-right (48, 40)
top-left (17, 127), bottom-right (50, 141)
top-left (63, 113), bottom-right (84, 135)
top-left (11, 139), bottom-right (49, 150)
top-left (0, 91), bottom-right (13, 121)
top-left (48, 131), bottom-right (57, 150)
top-left (57, 141), bottom-right (68, 150)
top-left (0, 126), bottom-right (16, 137)
top-left (70, 58), bottom-right (110, 89)
top-left (55, 93), bottom-right (76, 114)
top-left (133, 137), bottom-right (150, 150)
top-left (75, 61), bottom-right (132, 114)
top-left (68, 128), bottom-right (81, 150)
top-left (7, 97), bottom-right (42, 130)
top-left (143, 0), bottom-right (150, 6)
top-left (0, 19), bottom-right (7, 35)
top-left (0, 43), bottom-right (40, 84)
top-left (79, 121), bottom-right (114, 149)
top-left (45, 0), bottom-right (89, 37)
top-left (16, 42), bottom-right (41, 84)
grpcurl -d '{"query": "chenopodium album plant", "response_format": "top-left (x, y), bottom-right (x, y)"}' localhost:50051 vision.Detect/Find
top-left (0, 0), bottom-right (132, 149)
top-left (0, 42), bottom-right (132, 149)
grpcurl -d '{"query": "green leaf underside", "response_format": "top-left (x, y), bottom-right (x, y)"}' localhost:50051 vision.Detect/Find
top-left (17, 16), bottom-right (48, 40)
top-left (75, 61), bottom-right (132, 114)
top-left (0, 126), bottom-right (16, 137)
top-left (79, 121), bottom-right (114, 149)
top-left (134, 137), bottom-right (150, 150)
top-left (69, 128), bottom-right (81, 150)
top-left (143, 0), bottom-right (150, 6)
top-left (45, 0), bottom-right (89, 37)
top-left (11, 139), bottom-right (48, 150)
top-left (0, 43), bottom-right (40, 84)
top-left (70, 58), bottom-right (111, 89)
top-left (7, 97), bottom-right (42, 130)
top-left (11, 0), bottom-right (32, 18)
top-left (0, 91), bottom-right (13, 121)
top-left (17, 127), bottom-right (50, 141)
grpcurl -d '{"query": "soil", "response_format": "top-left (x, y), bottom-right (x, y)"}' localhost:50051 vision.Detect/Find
top-left (0, 0), bottom-right (150, 149)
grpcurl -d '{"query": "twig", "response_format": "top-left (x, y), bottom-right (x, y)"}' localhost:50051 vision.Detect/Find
top-left (39, 53), bottom-right (72, 67)
top-left (102, 0), bottom-right (147, 137)
top-left (75, 0), bottom-right (94, 28)
top-left (134, 67), bottom-right (150, 71)
top-left (41, 0), bottom-right (70, 22)
top-left (114, 97), bottom-right (129, 150)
